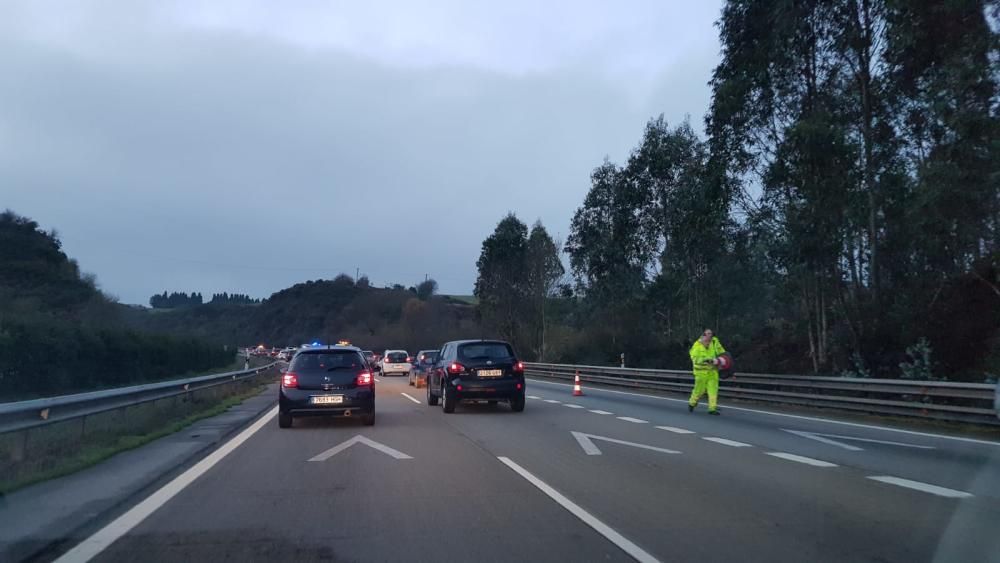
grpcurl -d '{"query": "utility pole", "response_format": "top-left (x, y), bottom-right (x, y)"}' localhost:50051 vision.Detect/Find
top-left (356, 267), bottom-right (360, 281)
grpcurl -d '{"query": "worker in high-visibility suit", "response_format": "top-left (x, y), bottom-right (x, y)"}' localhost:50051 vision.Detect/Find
top-left (689, 329), bottom-right (726, 415)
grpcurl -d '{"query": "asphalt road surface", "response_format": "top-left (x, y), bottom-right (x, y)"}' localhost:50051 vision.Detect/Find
top-left (55, 375), bottom-right (1000, 563)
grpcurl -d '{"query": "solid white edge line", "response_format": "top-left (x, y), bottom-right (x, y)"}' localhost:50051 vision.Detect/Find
top-left (497, 456), bottom-right (660, 563)
top-left (526, 378), bottom-right (1000, 447)
top-left (400, 392), bottom-right (421, 404)
top-left (656, 426), bottom-right (695, 434)
top-left (617, 416), bottom-right (648, 424)
top-left (702, 437), bottom-right (753, 448)
top-left (765, 452), bottom-right (838, 468)
top-left (867, 476), bottom-right (973, 498)
top-left (54, 406), bottom-right (279, 563)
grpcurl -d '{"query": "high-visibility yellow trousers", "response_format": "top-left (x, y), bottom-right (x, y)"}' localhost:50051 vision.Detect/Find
top-left (689, 371), bottom-right (719, 411)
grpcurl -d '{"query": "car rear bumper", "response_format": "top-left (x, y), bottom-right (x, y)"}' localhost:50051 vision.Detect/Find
top-left (280, 388), bottom-right (374, 415)
top-left (452, 379), bottom-right (523, 400)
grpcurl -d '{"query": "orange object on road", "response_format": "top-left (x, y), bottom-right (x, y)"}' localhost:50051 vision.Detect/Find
top-left (573, 372), bottom-right (584, 396)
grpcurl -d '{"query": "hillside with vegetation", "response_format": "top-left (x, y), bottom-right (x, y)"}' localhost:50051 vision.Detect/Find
top-left (124, 275), bottom-right (484, 354)
top-left (0, 211), bottom-right (234, 400)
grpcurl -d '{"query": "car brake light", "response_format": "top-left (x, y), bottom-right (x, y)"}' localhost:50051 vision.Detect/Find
top-left (516, 383), bottom-right (522, 390)
top-left (457, 384), bottom-right (463, 391)
top-left (282, 373), bottom-right (298, 388)
top-left (356, 371), bottom-right (373, 386)
top-left (513, 361), bottom-right (524, 374)
top-left (447, 362), bottom-right (465, 374)
top-left (406, 356), bottom-right (412, 362)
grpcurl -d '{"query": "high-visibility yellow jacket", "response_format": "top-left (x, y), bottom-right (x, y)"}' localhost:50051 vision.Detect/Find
top-left (690, 337), bottom-right (726, 376)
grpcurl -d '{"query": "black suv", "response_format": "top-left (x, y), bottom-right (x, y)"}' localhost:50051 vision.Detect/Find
top-left (278, 345), bottom-right (375, 427)
top-left (426, 340), bottom-right (525, 413)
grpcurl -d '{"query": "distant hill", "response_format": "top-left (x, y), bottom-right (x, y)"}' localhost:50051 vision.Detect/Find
top-left (124, 277), bottom-right (486, 353)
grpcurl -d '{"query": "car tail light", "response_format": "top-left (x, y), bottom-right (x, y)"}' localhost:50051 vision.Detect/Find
top-left (447, 362), bottom-right (465, 375)
top-left (513, 361), bottom-right (524, 374)
top-left (406, 356), bottom-right (412, 362)
top-left (516, 383), bottom-right (523, 390)
top-left (282, 373), bottom-right (298, 388)
top-left (356, 371), bottom-right (373, 386)
top-left (456, 384), bottom-right (463, 391)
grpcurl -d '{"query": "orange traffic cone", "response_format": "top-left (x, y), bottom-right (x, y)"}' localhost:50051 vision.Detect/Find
top-left (573, 372), bottom-right (584, 396)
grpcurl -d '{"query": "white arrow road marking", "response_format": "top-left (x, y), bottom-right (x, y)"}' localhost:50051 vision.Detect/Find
top-left (571, 431), bottom-right (681, 456)
top-left (400, 392), bottom-right (421, 404)
top-left (783, 429), bottom-right (936, 451)
top-left (308, 435), bottom-right (413, 461)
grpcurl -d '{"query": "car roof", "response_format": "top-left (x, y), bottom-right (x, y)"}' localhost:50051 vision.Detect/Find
top-left (418, 349), bottom-right (439, 353)
top-left (384, 349), bottom-right (406, 353)
top-left (297, 345), bottom-right (361, 353)
top-left (445, 339), bottom-right (512, 346)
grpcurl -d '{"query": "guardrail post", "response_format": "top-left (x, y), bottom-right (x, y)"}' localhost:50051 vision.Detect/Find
top-left (620, 353), bottom-right (625, 368)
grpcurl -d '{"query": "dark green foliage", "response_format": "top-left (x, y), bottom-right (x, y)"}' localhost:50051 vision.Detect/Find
top-left (555, 1), bottom-right (999, 380)
top-left (149, 291), bottom-right (204, 308)
top-left (0, 211), bottom-right (234, 400)
top-left (475, 215), bottom-right (563, 359)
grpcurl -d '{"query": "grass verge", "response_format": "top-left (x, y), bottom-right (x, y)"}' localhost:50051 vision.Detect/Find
top-left (0, 381), bottom-right (270, 495)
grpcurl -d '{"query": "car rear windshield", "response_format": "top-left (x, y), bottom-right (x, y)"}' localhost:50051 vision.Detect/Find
top-left (291, 351), bottom-right (365, 371)
top-left (458, 342), bottom-right (514, 361)
top-left (420, 351), bottom-right (439, 363)
top-left (386, 352), bottom-right (408, 362)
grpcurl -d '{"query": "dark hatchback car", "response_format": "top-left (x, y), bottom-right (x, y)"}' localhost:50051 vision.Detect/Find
top-left (278, 345), bottom-right (375, 427)
top-left (427, 340), bottom-right (525, 413)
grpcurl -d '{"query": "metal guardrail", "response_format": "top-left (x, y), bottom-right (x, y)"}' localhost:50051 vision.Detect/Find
top-left (0, 362), bottom-right (279, 434)
top-left (525, 362), bottom-right (1000, 426)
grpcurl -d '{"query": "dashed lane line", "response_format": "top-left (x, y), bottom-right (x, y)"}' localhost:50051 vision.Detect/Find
top-left (617, 417), bottom-right (648, 424)
top-left (765, 452), bottom-right (838, 468)
top-left (564, 404), bottom-right (585, 409)
top-left (656, 426), bottom-right (695, 434)
top-left (867, 476), bottom-right (973, 498)
top-left (400, 392), bottom-right (421, 405)
top-left (589, 410), bottom-right (614, 415)
top-left (702, 437), bottom-right (753, 448)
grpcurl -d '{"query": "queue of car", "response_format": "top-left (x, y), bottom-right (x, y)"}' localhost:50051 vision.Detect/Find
top-left (275, 339), bottom-right (525, 428)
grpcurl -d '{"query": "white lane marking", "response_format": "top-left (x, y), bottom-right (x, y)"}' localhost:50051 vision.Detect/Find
top-left (656, 426), bottom-right (695, 434)
top-left (498, 456), bottom-right (661, 563)
top-left (866, 476), bottom-right (972, 498)
top-left (308, 435), bottom-right (413, 461)
top-left (374, 377), bottom-right (382, 382)
top-left (544, 399), bottom-right (561, 404)
top-left (564, 404), bottom-right (585, 409)
top-left (702, 437), bottom-right (752, 448)
top-left (526, 378), bottom-right (1000, 447)
top-left (400, 392), bottom-right (421, 405)
top-left (571, 431), bottom-right (681, 456)
top-left (589, 410), bottom-right (614, 415)
top-left (765, 452), bottom-right (838, 467)
top-left (55, 406), bottom-right (278, 563)
top-left (617, 416), bottom-right (648, 424)
top-left (527, 395), bottom-right (542, 400)
top-left (783, 429), bottom-right (935, 451)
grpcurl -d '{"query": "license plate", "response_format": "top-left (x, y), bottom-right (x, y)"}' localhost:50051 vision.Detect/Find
top-left (478, 369), bottom-right (503, 377)
top-left (311, 395), bottom-right (343, 405)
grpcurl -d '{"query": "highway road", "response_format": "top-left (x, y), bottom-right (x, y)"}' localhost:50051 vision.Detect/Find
top-left (55, 375), bottom-right (1000, 563)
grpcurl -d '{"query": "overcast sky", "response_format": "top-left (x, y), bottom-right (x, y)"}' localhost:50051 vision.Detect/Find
top-left (2, 0), bottom-right (723, 305)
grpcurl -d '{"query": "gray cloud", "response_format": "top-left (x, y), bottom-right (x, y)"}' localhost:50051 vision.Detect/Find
top-left (1, 1), bottom-right (721, 304)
